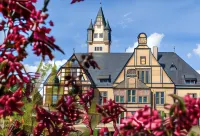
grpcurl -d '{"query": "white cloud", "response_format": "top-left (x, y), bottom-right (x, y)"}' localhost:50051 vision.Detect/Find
top-left (193, 44), bottom-right (200, 56)
top-left (197, 70), bottom-right (200, 74)
top-left (24, 59), bottom-right (67, 72)
top-left (119, 12), bottom-right (134, 29)
top-left (187, 53), bottom-right (192, 58)
top-left (24, 64), bottom-right (38, 72)
top-left (126, 33), bottom-right (165, 52)
top-left (123, 12), bottom-right (132, 17)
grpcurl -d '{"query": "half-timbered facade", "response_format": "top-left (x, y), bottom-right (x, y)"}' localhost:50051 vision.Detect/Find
top-left (43, 6), bottom-right (200, 133)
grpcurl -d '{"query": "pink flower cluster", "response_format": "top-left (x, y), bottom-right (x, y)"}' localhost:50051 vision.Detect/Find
top-left (164, 94), bottom-right (200, 135)
top-left (0, 88), bottom-right (24, 118)
top-left (120, 95), bottom-right (200, 136)
top-left (120, 105), bottom-right (164, 136)
top-left (34, 105), bottom-right (74, 136)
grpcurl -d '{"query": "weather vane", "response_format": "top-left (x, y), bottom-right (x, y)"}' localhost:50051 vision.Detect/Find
top-left (174, 46), bottom-right (176, 53)
top-left (100, 0), bottom-right (102, 7)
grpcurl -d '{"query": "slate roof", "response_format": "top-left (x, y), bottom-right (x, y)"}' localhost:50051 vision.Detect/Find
top-left (75, 53), bottom-right (132, 87)
top-left (74, 52), bottom-right (200, 87)
top-left (158, 52), bottom-right (200, 85)
top-left (95, 7), bottom-right (106, 26)
top-left (104, 20), bottom-right (111, 30)
top-left (87, 20), bottom-right (93, 30)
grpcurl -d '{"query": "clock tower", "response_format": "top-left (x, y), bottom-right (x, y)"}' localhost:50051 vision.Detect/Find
top-left (87, 6), bottom-right (111, 53)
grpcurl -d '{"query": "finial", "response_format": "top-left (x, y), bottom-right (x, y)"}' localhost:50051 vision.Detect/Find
top-left (174, 46), bottom-right (175, 53)
top-left (73, 48), bottom-right (75, 54)
top-left (100, 0), bottom-right (102, 7)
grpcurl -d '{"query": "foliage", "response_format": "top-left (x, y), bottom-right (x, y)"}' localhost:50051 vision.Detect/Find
top-left (0, 0), bottom-right (200, 136)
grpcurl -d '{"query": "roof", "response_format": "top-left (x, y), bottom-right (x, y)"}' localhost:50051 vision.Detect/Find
top-left (104, 20), bottom-right (111, 30)
top-left (75, 53), bottom-right (132, 87)
top-left (87, 19), bottom-right (93, 30)
top-left (158, 52), bottom-right (200, 85)
top-left (95, 7), bottom-right (106, 26)
top-left (74, 52), bottom-right (200, 87)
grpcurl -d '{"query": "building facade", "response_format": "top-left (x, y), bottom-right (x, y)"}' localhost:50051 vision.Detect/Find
top-left (43, 6), bottom-right (200, 132)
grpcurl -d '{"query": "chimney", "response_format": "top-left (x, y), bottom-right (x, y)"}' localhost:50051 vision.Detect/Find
top-left (153, 46), bottom-right (158, 60)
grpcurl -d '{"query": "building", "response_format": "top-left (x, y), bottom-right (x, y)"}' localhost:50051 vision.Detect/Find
top-left (43, 6), bottom-right (200, 133)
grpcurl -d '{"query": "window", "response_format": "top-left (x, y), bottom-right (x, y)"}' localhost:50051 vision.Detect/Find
top-left (94, 33), bottom-right (98, 38)
top-left (95, 47), bottom-right (102, 51)
top-left (95, 47), bottom-right (99, 51)
top-left (115, 95), bottom-right (124, 103)
top-left (128, 90), bottom-right (136, 103)
top-left (141, 71), bottom-right (145, 83)
top-left (146, 71), bottom-right (149, 83)
top-left (188, 93), bottom-right (197, 98)
top-left (140, 56), bottom-right (146, 64)
top-left (99, 33), bottom-right (103, 38)
top-left (170, 63), bottom-right (177, 71)
top-left (100, 79), bottom-right (110, 83)
top-left (156, 92), bottom-right (165, 104)
top-left (185, 80), bottom-right (197, 85)
top-left (137, 70), bottom-right (150, 83)
top-left (52, 86), bottom-right (59, 105)
top-left (100, 92), bottom-right (107, 105)
top-left (138, 96), bottom-right (147, 103)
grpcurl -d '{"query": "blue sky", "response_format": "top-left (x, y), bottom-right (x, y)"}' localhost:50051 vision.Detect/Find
top-left (1, 0), bottom-right (200, 72)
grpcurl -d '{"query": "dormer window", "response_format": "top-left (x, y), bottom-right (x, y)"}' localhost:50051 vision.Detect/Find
top-left (184, 75), bottom-right (197, 84)
top-left (185, 80), bottom-right (197, 84)
top-left (170, 63), bottom-right (177, 71)
top-left (97, 75), bottom-right (111, 83)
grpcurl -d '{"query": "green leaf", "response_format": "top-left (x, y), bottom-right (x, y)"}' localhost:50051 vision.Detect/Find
top-left (169, 94), bottom-right (186, 112)
top-left (0, 60), bottom-right (8, 71)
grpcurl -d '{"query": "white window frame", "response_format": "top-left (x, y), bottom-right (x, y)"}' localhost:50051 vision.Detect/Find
top-left (115, 95), bottom-right (124, 103)
top-left (138, 96), bottom-right (148, 103)
top-left (128, 90), bottom-right (136, 103)
top-left (156, 92), bottom-right (165, 105)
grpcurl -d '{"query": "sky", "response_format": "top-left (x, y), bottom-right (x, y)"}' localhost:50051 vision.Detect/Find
top-left (1, 0), bottom-right (200, 73)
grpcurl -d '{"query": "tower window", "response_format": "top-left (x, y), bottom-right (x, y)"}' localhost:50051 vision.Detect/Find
top-left (95, 47), bottom-right (102, 51)
top-left (99, 33), bottom-right (103, 38)
top-left (94, 33), bottom-right (98, 38)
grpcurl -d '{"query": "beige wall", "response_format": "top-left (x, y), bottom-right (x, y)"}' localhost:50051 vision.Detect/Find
top-left (151, 88), bottom-right (174, 113)
top-left (88, 43), bottom-right (110, 53)
top-left (88, 24), bottom-right (110, 53)
top-left (135, 49), bottom-right (150, 66)
top-left (98, 88), bottom-right (114, 100)
top-left (176, 89), bottom-right (200, 97)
